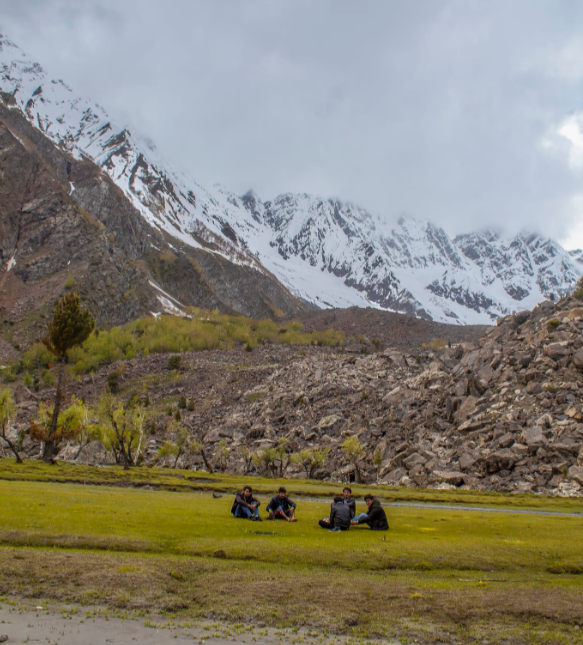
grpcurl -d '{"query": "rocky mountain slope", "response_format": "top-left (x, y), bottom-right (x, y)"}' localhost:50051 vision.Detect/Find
top-left (9, 295), bottom-right (583, 496)
top-left (1, 34), bottom-right (581, 326)
top-left (0, 45), bottom-right (308, 346)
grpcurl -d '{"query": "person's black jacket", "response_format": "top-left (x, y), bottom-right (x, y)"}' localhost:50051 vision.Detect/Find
top-left (266, 495), bottom-right (296, 512)
top-left (330, 502), bottom-right (352, 530)
top-left (356, 500), bottom-right (389, 530)
top-left (231, 490), bottom-right (260, 514)
top-left (343, 496), bottom-right (356, 518)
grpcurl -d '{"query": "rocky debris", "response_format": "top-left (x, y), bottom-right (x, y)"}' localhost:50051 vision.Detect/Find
top-left (8, 296), bottom-right (583, 497)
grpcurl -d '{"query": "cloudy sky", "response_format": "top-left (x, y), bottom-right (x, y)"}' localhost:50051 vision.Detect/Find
top-left (2, 0), bottom-right (583, 247)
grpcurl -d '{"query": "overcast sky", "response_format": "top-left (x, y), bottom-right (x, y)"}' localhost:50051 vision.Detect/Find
top-left (3, 0), bottom-right (583, 247)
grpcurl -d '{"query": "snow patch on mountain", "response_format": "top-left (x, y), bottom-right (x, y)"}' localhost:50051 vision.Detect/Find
top-left (1, 33), bottom-right (581, 325)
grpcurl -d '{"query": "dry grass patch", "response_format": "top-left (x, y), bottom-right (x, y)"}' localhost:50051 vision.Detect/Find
top-left (0, 548), bottom-right (582, 644)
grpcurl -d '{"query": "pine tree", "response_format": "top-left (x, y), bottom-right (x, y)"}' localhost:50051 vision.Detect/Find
top-left (42, 293), bottom-right (94, 462)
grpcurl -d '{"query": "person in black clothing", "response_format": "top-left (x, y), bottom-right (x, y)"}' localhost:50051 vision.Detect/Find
top-left (231, 485), bottom-right (262, 521)
top-left (351, 494), bottom-right (389, 530)
top-left (266, 486), bottom-right (297, 521)
top-left (342, 486), bottom-right (356, 518)
top-left (319, 495), bottom-right (352, 532)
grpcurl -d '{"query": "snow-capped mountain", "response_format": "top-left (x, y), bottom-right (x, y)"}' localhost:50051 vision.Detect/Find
top-left (1, 34), bottom-right (580, 324)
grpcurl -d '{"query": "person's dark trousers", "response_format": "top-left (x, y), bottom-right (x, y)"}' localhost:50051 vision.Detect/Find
top-left (233, 504), bottom-right (258, 519)
top-left (319, 519), bottom-right (348, 530)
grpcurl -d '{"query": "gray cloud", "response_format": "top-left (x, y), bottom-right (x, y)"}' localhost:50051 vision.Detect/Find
top-left (2, 0), bottom-right (583, 245)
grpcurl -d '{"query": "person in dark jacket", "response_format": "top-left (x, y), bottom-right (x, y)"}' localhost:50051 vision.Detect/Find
top-left (319, 495), bottom-right (352, 532)
top-left (266, 486), bottom-right (297, 521)
top-left (342, 486), bottom-right (356, 518)
top-left (351, 494), bottom-right (389, 530)
top-left (231, 485), bottom-right (261, 521)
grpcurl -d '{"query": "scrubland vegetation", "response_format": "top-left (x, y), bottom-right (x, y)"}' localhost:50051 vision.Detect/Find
top-left (2, 308), bottom-right (344, 382)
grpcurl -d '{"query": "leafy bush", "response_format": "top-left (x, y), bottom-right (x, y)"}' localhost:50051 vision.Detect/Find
top-left (168, 355), bottom-right (181, 371)
top-left (23, 343), bottom-right (53, 371)
top-left (107, 372), bottom-right (120, 393)
top-left (573, 276), bottom-right (583, 300)
top-left (42, 369), bottom-right (56, 387)
top-left (0, 364), bottom-right (19, 383)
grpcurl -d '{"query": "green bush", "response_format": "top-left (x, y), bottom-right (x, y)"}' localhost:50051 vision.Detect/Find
top-left (573, 276), bottom-right (583, 300)
top-left (168, 355), bottom-right (181, 371)
top-left (42, 369), bottom-right (56, 387)
top-left (60, 309), bottom-right (345, 376)
top-left (107, 372), bottom-right (120, 393)
top-left (1, 364), bottom-right (18, 383)
top-left (23, 343), bottom-right (53, 371)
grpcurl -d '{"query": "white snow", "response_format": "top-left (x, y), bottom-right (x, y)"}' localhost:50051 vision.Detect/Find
top-left (2, 33), bottom-right (581, 325)
top-left (148, 280), bottom-right (184, 308)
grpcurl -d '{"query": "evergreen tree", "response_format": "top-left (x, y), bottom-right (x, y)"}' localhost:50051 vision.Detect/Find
top-left (42, 293), bottom-right (94, 462)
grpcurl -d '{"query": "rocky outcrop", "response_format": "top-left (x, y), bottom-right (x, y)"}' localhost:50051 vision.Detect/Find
top-left (10, 295), bottom-right (582, 497)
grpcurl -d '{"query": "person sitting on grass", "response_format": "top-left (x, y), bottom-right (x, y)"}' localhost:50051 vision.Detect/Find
top-left (342, 486), bottom-right (356, 518)
top-left (318, 495), bottom-right (352, 532)
top-left (266, 486), bottom-right (297, 521)
top-left (231, 485), bottom-right (262, 521)
top-left (351, 494), bottom-right (389, 530)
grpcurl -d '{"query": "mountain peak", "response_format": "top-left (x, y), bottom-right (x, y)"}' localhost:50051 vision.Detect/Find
top-left (1, 32), bottom-right (580, 325)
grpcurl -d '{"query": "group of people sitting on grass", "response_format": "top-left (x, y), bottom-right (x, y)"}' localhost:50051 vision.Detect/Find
top-left (231, 485), bottom-right (389, 531)
top-left (231, 485), bottom-right (297, 522)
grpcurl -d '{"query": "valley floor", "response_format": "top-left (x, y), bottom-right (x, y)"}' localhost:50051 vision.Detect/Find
top-left (0, 464), bottom-right (582, 644)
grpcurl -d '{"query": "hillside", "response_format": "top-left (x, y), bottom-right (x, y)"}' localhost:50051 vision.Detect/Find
top-left (0, 91), bottom-right (308, 350)
top-left (6, 295), bottom-right (583, 497)
top-left (283, 306), bottom-right (488, 351)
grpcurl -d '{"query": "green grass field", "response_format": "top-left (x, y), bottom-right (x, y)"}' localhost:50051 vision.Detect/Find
top-left (0, 461), bottom-right (582, 644)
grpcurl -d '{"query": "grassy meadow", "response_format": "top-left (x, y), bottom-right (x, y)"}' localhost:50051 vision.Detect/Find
top-left (0, 462), bottom-right (582, 644)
